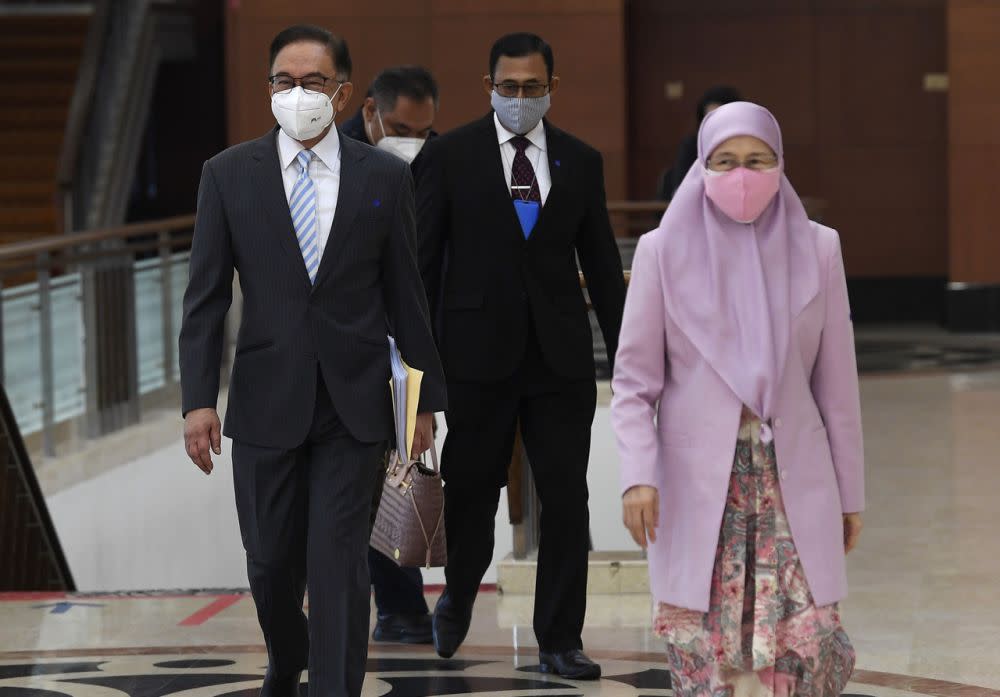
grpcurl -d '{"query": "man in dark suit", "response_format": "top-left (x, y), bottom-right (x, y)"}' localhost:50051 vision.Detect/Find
top-left (179, 25), bottom-right (445, 697)
top-left (342, 65), bottom-right (439, 646)
top-left (415, 32), bottom-right (625, 679)
top-left (342, 65), bottom-right (437, 166)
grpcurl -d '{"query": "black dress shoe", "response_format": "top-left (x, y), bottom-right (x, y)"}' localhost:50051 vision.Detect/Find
top-left (539, 650), bottom-right (601, 680)
top-left (432, 591), bottom-right (473, 658)
top-left (373, 613), bottom-right (433, 644)
top-left (260, 669), bottom-right (302, 697)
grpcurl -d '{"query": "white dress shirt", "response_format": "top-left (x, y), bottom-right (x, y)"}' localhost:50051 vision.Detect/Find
top-left (277, 127), bottom-right (341, 261)
top-left (494, 113), bottom-right (551, 205)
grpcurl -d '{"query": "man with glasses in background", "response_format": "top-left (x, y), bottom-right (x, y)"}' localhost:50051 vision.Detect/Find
top-left (414, 32), bottom-right (625, 678)
top-left (180, 24), bottom-right (445, 697)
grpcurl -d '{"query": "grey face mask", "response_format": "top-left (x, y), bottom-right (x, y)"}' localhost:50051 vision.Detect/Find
top-left (491, 92), bottom-right (551, 135)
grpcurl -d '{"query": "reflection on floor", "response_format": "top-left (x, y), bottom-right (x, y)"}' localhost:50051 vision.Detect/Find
top-left (855, 328), bottom-right (1000, 373)
top-left (0, 649), bottom-right (947, 697)
top-left (1, 589), bottom-right (998, 697)
top-left (7, 332), bottom-right (1000, 697)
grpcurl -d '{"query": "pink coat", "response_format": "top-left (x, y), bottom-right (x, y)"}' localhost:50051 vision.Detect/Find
top-left (611, 221), bottom-right (865, 612)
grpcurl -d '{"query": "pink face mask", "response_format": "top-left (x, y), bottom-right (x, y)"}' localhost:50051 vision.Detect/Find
top-left (703, 166), bottom-right (781, 223)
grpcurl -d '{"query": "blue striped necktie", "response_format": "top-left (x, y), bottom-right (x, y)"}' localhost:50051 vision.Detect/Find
top-left (289, 150), bottom-right (320, 284)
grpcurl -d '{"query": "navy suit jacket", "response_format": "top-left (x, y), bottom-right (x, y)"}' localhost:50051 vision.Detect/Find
top-left (179, 126), bottom-right (446, 448)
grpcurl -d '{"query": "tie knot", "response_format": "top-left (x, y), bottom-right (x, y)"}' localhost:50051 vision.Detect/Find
top-left (296, 150), bottom-right (313, 172)
top-left (511, 135), bottom-right (531, 153)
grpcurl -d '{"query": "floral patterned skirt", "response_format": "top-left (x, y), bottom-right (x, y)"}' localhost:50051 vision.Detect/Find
top-left (653, 407), bottom-right (855, 697)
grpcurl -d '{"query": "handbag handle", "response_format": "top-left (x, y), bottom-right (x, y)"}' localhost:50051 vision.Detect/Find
top-left (421, 439), bottom-right (440, 473)
top-left (386, 438), bottom-right (440, 487)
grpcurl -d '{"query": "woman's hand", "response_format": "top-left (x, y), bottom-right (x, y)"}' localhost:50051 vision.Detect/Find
top-left (623, 485), bottom-right (659, 549)
top-left (843, 513), bottom-right (863, 553)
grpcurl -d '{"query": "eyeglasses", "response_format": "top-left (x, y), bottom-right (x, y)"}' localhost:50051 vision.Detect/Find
top-left (491, 81), bottom-right (551, 98)
top-left (268, 73), bottom-right (342, 93)
top-left (706, 155), bottom-right (779, 172)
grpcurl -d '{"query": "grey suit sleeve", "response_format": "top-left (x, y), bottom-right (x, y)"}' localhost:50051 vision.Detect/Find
top-left (382, 163), bottom-right (448, 414)
top-left (178, 160), bottom-right (234, 416)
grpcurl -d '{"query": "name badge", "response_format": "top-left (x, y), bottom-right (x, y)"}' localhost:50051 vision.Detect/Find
top-left (513, 200), bottom-right (540, 239)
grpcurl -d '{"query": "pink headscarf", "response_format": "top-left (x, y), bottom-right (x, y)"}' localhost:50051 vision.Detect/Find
top-left (656, 102), bottom-right (819, 418)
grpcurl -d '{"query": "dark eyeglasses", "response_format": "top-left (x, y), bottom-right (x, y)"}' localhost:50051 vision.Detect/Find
top-left (491, 81), bottom-right (551, 99)
top-left (268, 73), bottom-right (343, 94)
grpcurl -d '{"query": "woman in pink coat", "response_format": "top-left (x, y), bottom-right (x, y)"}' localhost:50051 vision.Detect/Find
top-left (611, 102), bottom-right (865, 697)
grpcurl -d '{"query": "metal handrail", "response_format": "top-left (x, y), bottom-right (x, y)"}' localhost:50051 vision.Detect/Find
top-left (0, 201), bottom-right (649, 459)
top-left (0, 215), bottom-right (195, 263)
top-left (0, 3), bottom-right (92, 17)
top-left (0, 214), bottom-right (196, 456)
top-left (0, 201), bottom-right (667, 263)
top-left (581, 270), bottom-right (631, 287)
top-left (609, 201), bottom-right (667, 214)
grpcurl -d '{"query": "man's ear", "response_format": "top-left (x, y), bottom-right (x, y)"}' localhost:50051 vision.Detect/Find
top-left (549, 76), bottom-right (560, 96)
top-left (363, 96), bottom-right (377, 119)
top-left (482, 75), bottom-right (494, 98)
top-left (335, 82), bottom-right (355, 113)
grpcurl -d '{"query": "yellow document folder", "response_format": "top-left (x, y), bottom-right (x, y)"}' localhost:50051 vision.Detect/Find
top-left (388, 336), bottom-right (423, 459)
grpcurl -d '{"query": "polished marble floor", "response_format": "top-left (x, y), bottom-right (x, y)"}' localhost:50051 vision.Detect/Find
top-left (5, 350), bottom-right (1000, 697)
top-left (2, 590), bottom-right (998, 697)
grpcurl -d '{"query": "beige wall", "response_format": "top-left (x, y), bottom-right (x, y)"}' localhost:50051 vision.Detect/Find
top-left (224, 0), bottom-right (628, 198)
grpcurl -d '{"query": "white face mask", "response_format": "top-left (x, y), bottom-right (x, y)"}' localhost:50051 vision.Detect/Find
top-left (378, 137), bottom-right (425, 164)
top-left (271, 85), bottom-right (340, 141)
top-left (367, 109), bottom-right (426, 164)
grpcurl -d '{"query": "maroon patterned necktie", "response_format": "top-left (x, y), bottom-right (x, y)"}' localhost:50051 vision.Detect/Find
top-left (510, 135), bottom-right (541, 202)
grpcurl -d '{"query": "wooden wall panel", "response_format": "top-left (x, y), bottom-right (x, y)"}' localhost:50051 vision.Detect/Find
top-left (225, 0), bottom-right (627, 198)
top-left (626, 5), bottom-right (818, 200)
top-left (627, 0), bottom-right (947, 278)
top-left (948, 0), bottom-right (1000, 284)
top-left (814, 5), bottom-right (947, 276)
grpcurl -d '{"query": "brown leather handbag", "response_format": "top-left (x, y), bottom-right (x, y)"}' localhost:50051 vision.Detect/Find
top-left (370, 445), bottom-right (447, 568)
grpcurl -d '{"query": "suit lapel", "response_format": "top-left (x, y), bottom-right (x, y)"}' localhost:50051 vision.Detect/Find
top-left (250, 128), bottom-right (312, 289)
top-left (313, 131), bottom-right (368, 290)
top-left (527, 121), bottom-right (567, 243)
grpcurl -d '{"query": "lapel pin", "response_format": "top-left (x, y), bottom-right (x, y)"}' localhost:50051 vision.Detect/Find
top-left (373, 199), bottom-right (381, 207)
top-left (555, 160), bottom-right (561, 167)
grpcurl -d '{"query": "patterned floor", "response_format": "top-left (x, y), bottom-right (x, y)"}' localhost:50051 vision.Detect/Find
top-left (1, 648), bottom-right (980, 697)
top-left (2, 582), bottom-right (998, 697)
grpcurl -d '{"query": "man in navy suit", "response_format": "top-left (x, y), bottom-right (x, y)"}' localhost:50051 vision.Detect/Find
top-left (180, 26), bottom-right (445, 697)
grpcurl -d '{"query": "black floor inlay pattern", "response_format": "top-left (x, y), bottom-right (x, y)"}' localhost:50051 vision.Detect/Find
top-left (376, 675), bottom-right (577, 697)
top-left (365, 657), bottom-right (491, 673)
top-left (604, 669), bottom-right (672, 690)
top-left (152, 660), bottom-right (236, 670)
top-left (62, 674), bottom-right (265, 697)
top-left (0, 666), bottom-right (104, 681)
top-left (0, 653), bottom-right (907, 697)
top-left (0, 688), bottom-right (77, 697)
